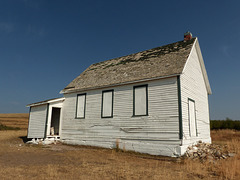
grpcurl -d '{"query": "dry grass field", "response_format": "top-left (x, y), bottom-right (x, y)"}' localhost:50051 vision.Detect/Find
top-left (0, 114), bottom-right (239, 179)
top-left (0, 113), bottom-right (29, 130)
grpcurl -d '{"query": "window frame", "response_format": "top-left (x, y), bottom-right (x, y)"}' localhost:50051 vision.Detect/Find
top-left (133, 84), bottom-right (148, 117)
top-left (101, 89), bottom-right (114, 118)
top-left (188, 98), bottom-right (198, 137)
top-left (75, 93), bottom-right (86, 119)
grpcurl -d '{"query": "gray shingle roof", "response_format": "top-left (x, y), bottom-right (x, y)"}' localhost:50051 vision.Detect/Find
top-left (62, 38), bottom-right (196, 93)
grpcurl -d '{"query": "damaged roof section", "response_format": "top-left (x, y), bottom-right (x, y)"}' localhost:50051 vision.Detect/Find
top-left (62, 38), bottom-right (196, 93)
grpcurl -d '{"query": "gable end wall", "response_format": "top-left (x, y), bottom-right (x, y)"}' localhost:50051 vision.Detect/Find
top-left (180, 43), bottom-right (211, 146)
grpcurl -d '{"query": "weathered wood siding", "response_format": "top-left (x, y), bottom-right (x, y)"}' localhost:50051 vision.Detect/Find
top-left (61, 77), bottom-right (181, 156)
top-left (27, 104), bottom-right (48, 138)
top-left (180, 42), bottom-right (211, 146)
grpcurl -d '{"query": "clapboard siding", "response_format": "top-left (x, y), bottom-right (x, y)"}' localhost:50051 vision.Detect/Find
top-left (180, 43), bottom-right (211, 145)
top-left (27, 104), bottom-right (47, 138)
top-left (61, 77), bottom-right (181, 156)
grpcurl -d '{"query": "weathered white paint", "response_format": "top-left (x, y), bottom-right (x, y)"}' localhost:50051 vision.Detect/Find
top-left (27, 104), bottom-right (48, 139)
top-left (134, 86), bottom-right (147, 116)
top-left (102, 91), bottom-right (113, 117)
top-left (61, 77), bottom-right (181, 156)
top-left (76, 94), bottom-right (86, 118)
top-left (27, 98), bottom-right (64, 139)
top-left (179, 40), bottom-right (211, 154)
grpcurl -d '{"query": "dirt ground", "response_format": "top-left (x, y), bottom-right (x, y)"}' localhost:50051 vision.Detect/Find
top-left (0, 130), bottom-right (239, 180)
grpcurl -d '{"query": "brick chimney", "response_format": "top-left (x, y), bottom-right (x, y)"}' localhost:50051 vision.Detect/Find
top-left (184, 31), bottom-right (192, 41)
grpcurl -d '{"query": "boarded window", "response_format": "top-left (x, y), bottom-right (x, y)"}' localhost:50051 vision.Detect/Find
top-left (76, 93), bottom-right (86, 118)
top-left (133, 85), bottom-right (148, 116)
top-left (188, 99), bottom-right (197, 137)
top-left (102, 90), bottom-right (113, 118)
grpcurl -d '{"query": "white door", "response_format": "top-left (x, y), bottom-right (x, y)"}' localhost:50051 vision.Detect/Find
top-left (189, 99), bottom-right (197, 137)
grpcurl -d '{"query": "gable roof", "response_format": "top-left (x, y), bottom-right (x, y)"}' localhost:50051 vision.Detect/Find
top-left (61, 38), bottom-right (198, 94)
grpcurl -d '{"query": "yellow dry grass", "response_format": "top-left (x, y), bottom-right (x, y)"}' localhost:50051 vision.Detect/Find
top-left (0, 113), bottom-right (29, 129)
top-left (211, 130), bottom-right (240, 179)
top-left (0, 129), bottom-right (239, 179)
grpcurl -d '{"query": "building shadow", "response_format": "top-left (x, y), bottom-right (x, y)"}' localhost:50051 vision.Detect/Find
top-left (19, 136), bottom-right (30, 143)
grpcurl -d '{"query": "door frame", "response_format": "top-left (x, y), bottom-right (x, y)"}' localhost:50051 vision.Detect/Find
top-left (50, 107), bottom-right (61, 136)
top-left (45, 99), bottom-right (64, 138)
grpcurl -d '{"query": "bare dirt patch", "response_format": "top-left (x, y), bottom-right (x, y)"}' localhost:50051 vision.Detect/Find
top-left (0, 130), bottom-right (239, 179)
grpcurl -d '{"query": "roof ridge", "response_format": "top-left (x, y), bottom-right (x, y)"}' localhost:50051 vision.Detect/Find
top-left (91, 38), bottom-right (196, 67)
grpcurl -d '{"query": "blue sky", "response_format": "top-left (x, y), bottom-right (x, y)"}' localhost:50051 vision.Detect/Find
top-left (0, 0), bottom-right (239, 120)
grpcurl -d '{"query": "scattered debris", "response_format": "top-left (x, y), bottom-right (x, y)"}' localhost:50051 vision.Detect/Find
top-left (26, 137), bottom-right (60, 145)
top-left (184, 141), bottom-right (235, 161)
top-left (26, 138), bottom-right (39, 145)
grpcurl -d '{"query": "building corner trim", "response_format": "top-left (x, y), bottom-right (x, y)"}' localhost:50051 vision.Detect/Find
top-left (177, 76), bottom-right (183, 140)
top-left (44, 103), bottom-right (50, 139)
top-left (27, 107), bottom-right (31, 139)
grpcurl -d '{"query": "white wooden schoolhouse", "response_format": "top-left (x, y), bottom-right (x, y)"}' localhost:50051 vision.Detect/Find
top-left (27, 32), bottom-right (212, 156)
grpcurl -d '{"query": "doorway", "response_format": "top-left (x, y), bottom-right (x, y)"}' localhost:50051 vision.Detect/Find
top-left (50, 107), bottom-right (61, 136)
